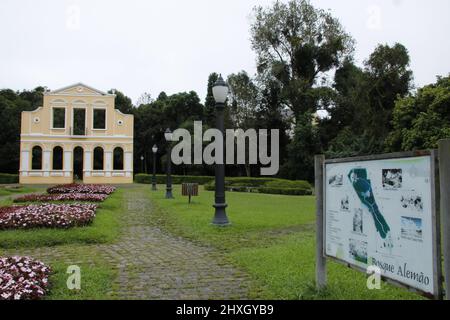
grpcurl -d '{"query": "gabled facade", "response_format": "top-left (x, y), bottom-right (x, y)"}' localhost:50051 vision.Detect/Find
top-left (19, 83), bottom-right (134, 184)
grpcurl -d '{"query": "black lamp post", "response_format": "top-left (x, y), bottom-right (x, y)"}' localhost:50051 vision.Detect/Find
top-left (212, 74), bottom-right (230, 226)
top-left (165, 129), bottom-right (174, 199)
top-left (152, 144), bottom-right (158, 191)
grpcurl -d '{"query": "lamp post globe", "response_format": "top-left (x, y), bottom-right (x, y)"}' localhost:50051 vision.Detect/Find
top-left (140, 155), bottom-right (145, 173)
top-left (151, 144), bottom-right (158, 191)
top-left (165, 129), bottom-right (174, 199)
top-left (212, 74), bottom-right (230, 226)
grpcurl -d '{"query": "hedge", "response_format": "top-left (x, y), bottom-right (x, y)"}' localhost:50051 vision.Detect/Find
top-left (204, 177), bottom-right (312, 196)
top-left (135, 174), bottom-right (312, 196)
top-left (134, 174), bottom-right (214, 185)
top-left (0, 173), bottom-right (19, 184)
top-left (257, 187), bottom-right (312, 196)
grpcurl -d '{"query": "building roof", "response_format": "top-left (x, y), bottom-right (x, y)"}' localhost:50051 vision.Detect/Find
top-left (46, 82), bottom-right (115, 97)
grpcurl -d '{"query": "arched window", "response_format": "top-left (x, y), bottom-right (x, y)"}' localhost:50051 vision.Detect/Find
top-left (93, 147), bottom-right (104, 170)
top-left (52, 146), bottom-right (63, 170)
top-left (113, 147), bottom-right (124, 170)
top-left (31, 146), bottom-right (42, 170)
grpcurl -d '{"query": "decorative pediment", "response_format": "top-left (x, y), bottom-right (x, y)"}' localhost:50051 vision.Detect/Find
top-left (48, 83), bottom-right (111, 96)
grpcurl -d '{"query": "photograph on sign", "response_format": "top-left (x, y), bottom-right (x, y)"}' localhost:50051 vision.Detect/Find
top-left (324, 155), bottom-right (436, 296)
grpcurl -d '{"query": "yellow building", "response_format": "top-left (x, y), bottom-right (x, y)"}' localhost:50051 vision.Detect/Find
top-left (19, 83), bottom-right (134, 184)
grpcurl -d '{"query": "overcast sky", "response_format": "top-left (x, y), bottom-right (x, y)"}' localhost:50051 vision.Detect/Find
top-left (0, 0), bottom-right (449, 104)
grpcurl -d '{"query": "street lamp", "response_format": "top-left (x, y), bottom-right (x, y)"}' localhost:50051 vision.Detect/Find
top-left (152, 144), bottom-right (158, 191)
top-left (164, 128), bottom-right (174, 199)
top-left (140, 155), bottom-right (145, 173)
top-left (212, 74), bottom-right (230, 226)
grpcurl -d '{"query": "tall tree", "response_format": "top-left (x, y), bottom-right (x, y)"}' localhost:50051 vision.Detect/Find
top-left (363, 43), bottom-right (413, 152)
top-left (251, 0), bottom-right (354, 180)
top-left (227, 71), bottom-right (259, 176)
top-left (204, 73), bottom-right (219, 128)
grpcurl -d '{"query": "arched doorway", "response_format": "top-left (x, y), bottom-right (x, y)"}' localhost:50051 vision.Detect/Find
top-left (73, 146), bottom-right (84, 181)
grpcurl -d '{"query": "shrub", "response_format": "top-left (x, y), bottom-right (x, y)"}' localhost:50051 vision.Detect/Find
top-left (257, 187), bottom-right (312, 196)
top-left (204, 177), bottom-right (312, 196)
top-left (0, 203), bottom-right (98, 229)
top-left (14, 193), bottom-right (108, 203)
top-left (134, 174), bottom-right (214, 185)
top-left (0, 256), bottom-right (51, 300)
top-left (0, 174), bottom-right (19, 184)
top-left (47, 184), bottom-right (116, 195)
top-left (263, 179), bottom-right (311, 190)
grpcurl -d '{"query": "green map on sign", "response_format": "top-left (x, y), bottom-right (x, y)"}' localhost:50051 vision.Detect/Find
top-left (348, 169), bottom-right (392, 245)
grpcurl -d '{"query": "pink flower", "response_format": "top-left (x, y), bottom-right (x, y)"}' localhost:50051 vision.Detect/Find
top-left (0, 256), bottom-right (51, 300)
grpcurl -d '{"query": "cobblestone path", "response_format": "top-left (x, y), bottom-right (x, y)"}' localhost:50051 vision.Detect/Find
top-left (1, 185), bottom-right (251, 299)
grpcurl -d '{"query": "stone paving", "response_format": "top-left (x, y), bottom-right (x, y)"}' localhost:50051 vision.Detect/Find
top-left (1, 185), bottom-right (251, 299)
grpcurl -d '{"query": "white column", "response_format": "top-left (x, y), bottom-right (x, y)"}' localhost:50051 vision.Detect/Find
top-left (84, 151), bottom-right (92, 177)
top-left (21, 150), bottom-right (30, 175)
top-left (105, 151), bottom-right (112, 177)
top-left (125, 152), bottom-right (132, 177)
top-left (64, 151), bottom-right (72, 177)
top-left (43, 151), bottom-right (51, 176)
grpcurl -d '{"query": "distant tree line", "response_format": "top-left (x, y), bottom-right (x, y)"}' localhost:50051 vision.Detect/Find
top-left (0, 0), bottom-right (448, 181)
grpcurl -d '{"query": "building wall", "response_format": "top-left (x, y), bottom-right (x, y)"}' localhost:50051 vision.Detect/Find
top-left (19, 83), bottom-right (134, 184)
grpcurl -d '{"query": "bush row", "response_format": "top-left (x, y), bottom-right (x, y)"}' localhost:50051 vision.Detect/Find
top-left (0, 174), bottom-right (19, 184)
top-left (134, 174), bottom-right (214, 185)
top-left (204, 177), bottom-right (312, 196)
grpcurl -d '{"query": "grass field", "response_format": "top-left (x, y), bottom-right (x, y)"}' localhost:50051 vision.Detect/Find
top-left (0, 188), bottom-right (123, 248)
top-left (0, 185), bottom-right (39, 197)
top-left (149, 185), bottom-right (421, 300)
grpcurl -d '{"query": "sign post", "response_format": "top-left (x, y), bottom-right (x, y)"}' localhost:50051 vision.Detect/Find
top-left (315, 155), bottom-right (327, 290)
top-left (438, 139), bottom-right (450, 300)
top-left (316, 150), bottom-right (443, 299)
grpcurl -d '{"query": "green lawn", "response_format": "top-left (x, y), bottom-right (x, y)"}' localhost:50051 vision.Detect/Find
top-left (0, 189), bottom-right (123, 248)
top-left (149, 185), bottom-right (421, 300)
top-left (43, 246), bottom-right (117, 300)
top-left (0, 185), bottom-right (39, 197)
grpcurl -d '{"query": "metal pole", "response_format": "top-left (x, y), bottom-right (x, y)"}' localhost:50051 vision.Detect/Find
top-left (212, 102), bottom-right (229, 226)
top-left (315, 154), bottom-right (327, 290)
top-left (165, 145), bottom-right (173, 199)
top-left (152, 152), bottom-right (157, 191)
top-left (439, 139), bottom-right (450, 299)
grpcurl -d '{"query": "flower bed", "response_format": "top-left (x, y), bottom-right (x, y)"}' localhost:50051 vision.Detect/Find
top-left (47, 184), bottom-right (116, 195)
top-left (0, 203), bottom-right (97, 229)
top-left (0, 256), bottom-right (51, 300)
top-left (14, 193), bottom-right (108, 203)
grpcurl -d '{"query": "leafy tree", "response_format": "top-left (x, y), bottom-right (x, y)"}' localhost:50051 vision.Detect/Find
top-left (321, 43), bottom-right (413, 157)
top-left (109, 89), bottom-right (134, 114)
top-left (251, 0), bottom-right (354, 118)
top-left (227, 71), bottom-right (259, 176)
top-left (227, 71), bottom-right (258, 128)
top-left (386, 75), bottom-right (450, 151)
top-left (363, 43), bottom-right (413, 152)
top-left (251, 0), bottom-right (354, 180)
top-left (0, 88), bottom-right (40, 173)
